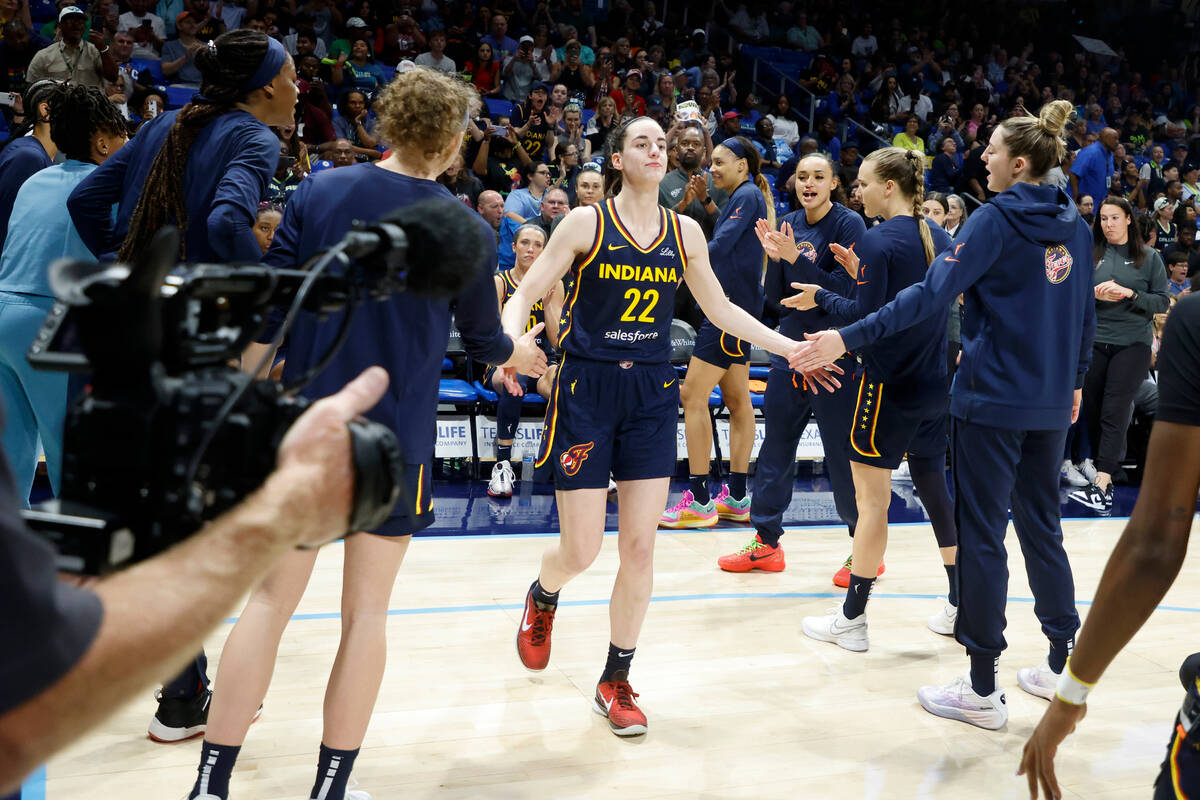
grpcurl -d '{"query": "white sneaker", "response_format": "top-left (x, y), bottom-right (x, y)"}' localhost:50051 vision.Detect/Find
top-left (310, 778), bottom-right (371, 800)
top-left (1060, 460), bottom-right (1089, 487)
top-left (892, 460), bottom-right (912, 482)
top-left (487, 460), bottom-right (515, 498)
top-left (927, 599), bottom-right (957, 636)
top-left (1079, 458), bottom-right (1098, 483)
top-left (1017, 658), bottom-right (1060, 700)
top-left (917, 675), bottom-right (1008, 730)
top-left (608, 476), bottom-right (618, 494)
top-left (802, 606), bottom-right (868, 652)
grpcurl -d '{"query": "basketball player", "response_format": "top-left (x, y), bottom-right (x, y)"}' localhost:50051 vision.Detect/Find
top-left (792, 101), bottom-right (1094, 729)
top-left (784, 147), bottom-right (956, 652)
top-left (1019, 292), bottom-right (1200, 798)
top-left (501, 117), bottom-right (821, 736)
top-left (716, 153), bottom-right (864, 577)
top-left (660, 136), bottom-right (774, 529)
top-left (487, 223), bottom-right (562, 498)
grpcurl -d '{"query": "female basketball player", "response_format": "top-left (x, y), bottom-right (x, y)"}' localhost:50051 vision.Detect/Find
top-left (180, 68), bottom-right (547, 800)
top-left (66, 29), bottom-right (298, 743)
top-left (715, 153), bottom-right (864, 578)
top-left (792, 101), bottom-right (1095, 730)
top-left (659, 136), bottom-right (773, 529)
top-left (783, 147), bottom-right (957, 652)
top-left (487, 223), bottom-right (563, 498)
top-left (503, 116), bottom-right (821, 736)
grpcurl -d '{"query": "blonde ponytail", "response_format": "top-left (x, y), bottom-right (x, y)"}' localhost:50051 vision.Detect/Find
top-left (865, 146), bottom-right (937, 267)
top-left (754, 172), bottom-right (776, 278)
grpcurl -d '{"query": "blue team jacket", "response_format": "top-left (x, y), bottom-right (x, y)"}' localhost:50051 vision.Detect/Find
top-left (840, 182), bottom-right (1096, 431)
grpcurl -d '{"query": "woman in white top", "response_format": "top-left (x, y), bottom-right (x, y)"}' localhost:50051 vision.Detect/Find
top-left (767, 94), bottom-right (800, 147)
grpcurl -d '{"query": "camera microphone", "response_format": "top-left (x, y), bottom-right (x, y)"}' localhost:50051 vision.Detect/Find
top-left (341, 197), bottom-right (490, 299)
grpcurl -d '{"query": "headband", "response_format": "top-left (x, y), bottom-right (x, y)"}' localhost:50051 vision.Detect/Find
top-left (720, 137), bottom-right (748, 160)
top-left (243, 36), bottom-right (288, 91)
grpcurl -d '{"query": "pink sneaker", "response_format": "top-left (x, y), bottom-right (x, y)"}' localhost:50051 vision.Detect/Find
top-left (659, 489), bottom-right (718, 529)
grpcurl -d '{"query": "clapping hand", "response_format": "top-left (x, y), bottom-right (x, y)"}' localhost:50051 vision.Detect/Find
top-left (829, 242), bottom-right (860, 279)
top-left (788, 329), bottom-right (848, 373)
top-left (781, 282), bottom-right (821, 311)
top-left (754, 219), bottom-right (800, 262)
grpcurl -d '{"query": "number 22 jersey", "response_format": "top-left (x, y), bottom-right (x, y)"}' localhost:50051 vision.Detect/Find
top-left (557, 197), bottom-right (688, 363)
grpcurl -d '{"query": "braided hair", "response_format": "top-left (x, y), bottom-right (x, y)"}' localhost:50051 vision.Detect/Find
top-left (47, 83), bottom-right (129, 163)
top-left (119, 31), bottom-right (274, 262)
top-left (864, 145), bottom-right (936, 267)
top-left (0, 79), bottom-right (58, 153)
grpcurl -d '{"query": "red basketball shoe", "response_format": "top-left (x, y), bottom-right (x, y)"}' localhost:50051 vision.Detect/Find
top-left (516, 584), bottom-right (556, 671)
top-left (593, 675), bottom-right (647, 736)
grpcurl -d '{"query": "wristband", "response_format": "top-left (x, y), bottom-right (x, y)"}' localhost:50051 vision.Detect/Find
top-left (1054, 659), bottom-right (1095, 706)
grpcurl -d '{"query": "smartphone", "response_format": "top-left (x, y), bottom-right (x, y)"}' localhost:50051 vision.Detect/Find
top-left (0, 92), bottom-right (17, 108)
top-left (148, 99), bottom-right (159, 116)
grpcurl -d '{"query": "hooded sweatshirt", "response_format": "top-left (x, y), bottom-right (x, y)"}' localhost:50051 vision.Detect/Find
top-left (839, 182), bottom-right (1095, 431)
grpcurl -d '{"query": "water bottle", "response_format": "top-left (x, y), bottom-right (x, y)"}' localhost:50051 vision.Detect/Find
top-left (521, 450), bottom-right (535, 494)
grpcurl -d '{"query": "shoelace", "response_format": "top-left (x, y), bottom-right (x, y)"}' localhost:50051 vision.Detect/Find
top-left (530, 604), bottom-right (554, 646)
top-left (611, 681), bottom-right (640, 710)
top-left (841, 555), bottom-right (853, 569)
top-left (666, 490), bottom-right (695, 514)
top-left (737, 540), bottom-right (767, 554)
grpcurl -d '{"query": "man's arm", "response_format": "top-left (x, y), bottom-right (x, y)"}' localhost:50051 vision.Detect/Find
top-left (0, 367), bottom-right (390, 793)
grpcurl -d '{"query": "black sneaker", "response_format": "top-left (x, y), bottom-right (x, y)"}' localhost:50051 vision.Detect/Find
top-left (1067, 482), bottom-right (1112, 512)
top-left (148, 688), bottom-right (211, 742)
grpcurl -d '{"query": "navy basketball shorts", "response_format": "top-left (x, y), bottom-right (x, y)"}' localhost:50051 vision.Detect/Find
top-left (536, 355), bottom-right (679, 490)
top-left (691, 319), bottom-right (750, 370)
top-left (369, 460), bottom-right (434, 536)
top-left (847, 372), bottom-right (945, 471)
top-left (1154, 721), bottom-right (1200, 799)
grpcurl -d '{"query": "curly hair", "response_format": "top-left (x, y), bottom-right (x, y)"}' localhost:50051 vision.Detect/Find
top-left (119, 30), bottom-right (274, 262)
top-left (373, 66), bottom-right (480, 162)
top-left (48, 83), bottom-right (128, 162)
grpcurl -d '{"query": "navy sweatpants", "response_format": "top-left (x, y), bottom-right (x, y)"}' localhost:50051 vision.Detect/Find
top-left (953, 419), bottom-right (1079, 659)
top-left (750, 363), bottom-right (858, 542)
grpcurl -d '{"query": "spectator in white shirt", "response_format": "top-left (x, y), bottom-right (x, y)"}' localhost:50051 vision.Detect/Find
top-left (850, 22), bottom-right (877, 57)
top-left (117, 0), bottom-right (165, 59)
top-left (729, 2), bottom-right (769, 44)
top-left (414, 29), bottom-right (456, 74)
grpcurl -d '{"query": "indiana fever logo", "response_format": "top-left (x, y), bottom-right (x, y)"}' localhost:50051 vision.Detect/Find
top-left (797, 241), bottom-right (818, 263)
top-left (1045, 245), bottom-right (1073, 284)
top-left (560, 442), bottom-right (595, 476)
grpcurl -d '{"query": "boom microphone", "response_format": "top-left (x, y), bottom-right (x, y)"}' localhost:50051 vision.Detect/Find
top-left (343, 197), bottom-right (490, 299)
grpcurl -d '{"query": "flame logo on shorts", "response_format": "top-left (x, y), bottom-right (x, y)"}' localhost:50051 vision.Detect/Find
top-left (560, 442), bottom-right (595, 477)
top-left (1044, 244), bottom-right (1073, 284)
top-left (797, 241), bottom-right (818, 263)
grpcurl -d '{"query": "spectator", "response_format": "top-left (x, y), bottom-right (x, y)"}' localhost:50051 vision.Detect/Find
top-left (1151, 197), bottom-right (1177, 254)
top-left (527, 24), bottom-right (558, 82)
top-left (1083, 103), bottom-right (1106, 135)
top-left (921, 191), bottom-right (948, 227)
top-left (559, 0), bottom-right (597, 49)
top-left (822, 74), bottom-right (866, 125)
top-left (928, 135), bottom-right (962, 193)
top-left (117, 0), bottom-right (165, 59)
top-left (751, 116), bottom-right (780, 176)
top-left (650, 71), bottom-right (677, 118)
top-left (548, 81), bottom-right (570, 120)
top-left (1169, 223), bottom-right (1200, 277)
top-left (106, 29), bottom-right (136, 110)
top-left (295, 77), bottom-right (335, 145)
top-left (554, 101), bottom-right (590, 162)
top-left (252, 200), bottom-right (282, 253)
top-left (502, 35), bottom-right (538, 104)
top-left (439, 151), bottom-right (484, 209)
top-left (892, 113), bottom-right (925, 155)
top-left (786, 9), bottom-right (819, 52)
top-left (927, 113), bottom-right (965, 154)
top-left (504, 160), bottom-right (551, 222)
top-left (550, 137), bottom-right (581, 200)
top-left (944, 194), bottom-right (968, 238)
top-left (1066, 117), bottom-right (1088, 152)
top-left (1183, 162), bottom-right (1200, 205)
top-left (729, 1), bottom-right (768, 44)
top-left (481, 13), bottom-right (517, 63)
top-left (522, 184), bottom-right (569, 239)
top-left (511, 81), bottom-right (552, 161)
top-left (389, 12), bottom-right (427, 62)
top-left (1113, 158), bottom-right (1146, 210)
top-left (324, 89), bottom-right (379, 160)
top-left (1166, 250), bottom-right (1190, 296)
top-left (766, 94), bottom-right (798, 147)
top-left (266, 139), bottom-right (303, 203)
top-left (161, 11), bottom-right (204, 85)
top-left (712, 110), bottom-right (742, 145)
top-left (610, 68), bottom-right (645, 116)
top-left (329, 15), bottom-right (369, 60)
top-left (1069, 126), bottom-right (1118, 206)
top-left (1077, 193), bottom-right (1095, 225)
top-left (696, 83), bottom-right (721, 134)
top-left (287, 27), bottom-right (328, 61)
top-left (184, 0), bottom-right (224, 41)
top-left (1068, 196), bottom-right (1169, 512)
top-left (476, 188), bottom-right (504, 239)
top-left (559, 39), bottom-right (594, 103)
top-left (26, 6), bottom-right (117, 88)
top-left (678, 28), bottom-right (709, 69)
top-left (814, 114), bottom-right (842, 161)
top-left (1140, 144), bottom-right (1166, 193)
top-left (836, 143), bottom-right (860, 188)
top-left (472, 117), bottom-right (530, 194)
top-left (555, 24), bottom-right (593, 65)
top-left (0, 20), bottom-right (43, 98)
top-left (465, 41), bottom-right (500, 97)
top-left (584, 94), bottom-right (618, 151)
top-left (0, 80), bottom-right (56, 250)
top-left (659, 121), bottom-right (726, 234)
top-left (127, 86), bottom-right (166, 131)
top-left (960, 125), bottom-right (994, 204)
top-left (332, 37), bottom-right (385, 98)
top-left (898, 79), bottom-right (934, 122)
top-left (851, 21), bottom-right (877, 58)
top-left (414, 28), bottom-right (454, 74)
top-left (328, 137), bottom-right (355, 167)
top-left (277, 122), bottom-right (309, 174)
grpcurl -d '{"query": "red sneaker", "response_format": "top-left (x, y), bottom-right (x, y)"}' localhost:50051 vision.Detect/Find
top-left (717, 535), bottom-right (785, 572)
top-left (593, 678), bottom-right (647, 736)
top-left (516, 585), bottom-right (556, 671)
top-left (832, 555), bottom-right (886, 588)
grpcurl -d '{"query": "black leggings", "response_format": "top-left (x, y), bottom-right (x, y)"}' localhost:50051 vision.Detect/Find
top-left (1082, 341), bottom-right (1151, 477)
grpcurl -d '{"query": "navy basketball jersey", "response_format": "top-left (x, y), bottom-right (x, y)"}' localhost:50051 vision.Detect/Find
top-left (557, 197), bottom-right (688, 362)
top-left (499, 268), bottom-right (551, 353)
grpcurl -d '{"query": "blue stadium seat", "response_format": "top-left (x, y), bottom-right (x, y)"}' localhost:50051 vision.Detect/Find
top-left (485, 98), bottom-right (513, 119)
top-left (438, 379), bottom-right (478, 404)
top-left (130, 57), bottom-right (166, 84)
top-left (749, 366), bottom-right (770, 379)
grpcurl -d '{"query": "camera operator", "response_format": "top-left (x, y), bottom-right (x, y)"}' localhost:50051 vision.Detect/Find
top-left (179, 66), bottom-right (547, 800)
top-left (0, 365), bottom-right (392, 795)
top-left (65, 28), bottom-right (296, 742)
top-left (0, 83), bottom-right (127, 508)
